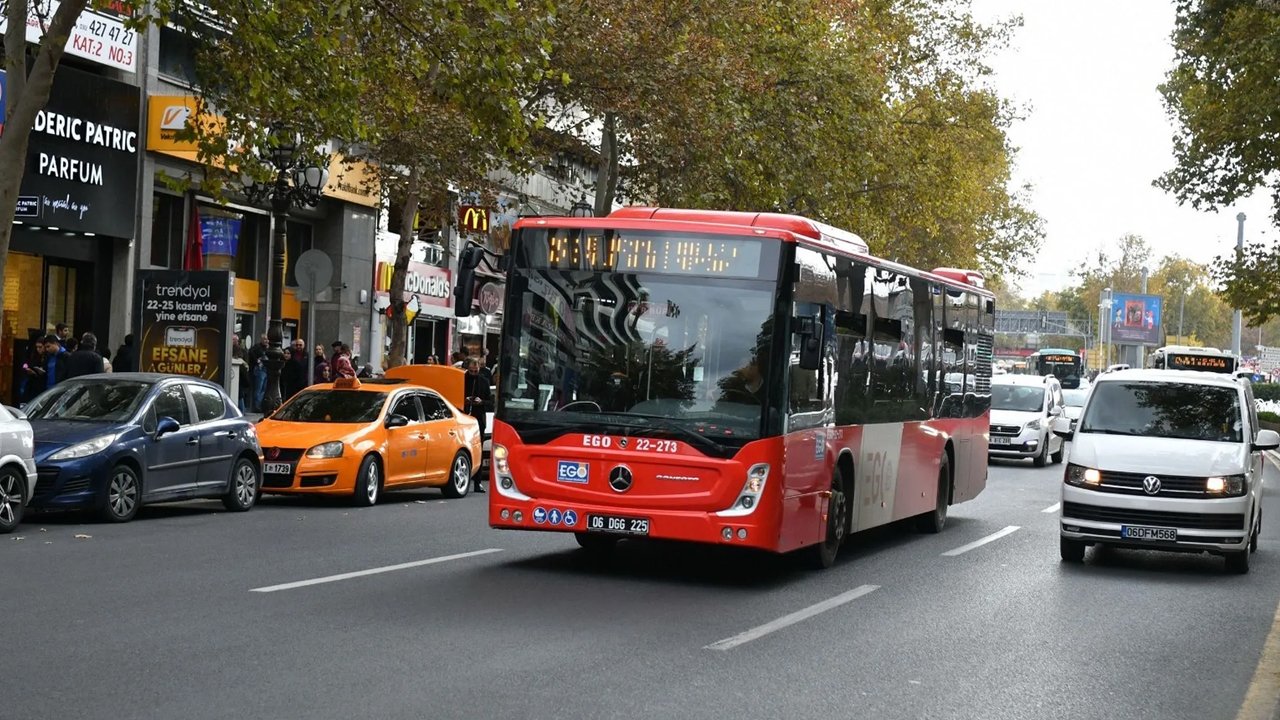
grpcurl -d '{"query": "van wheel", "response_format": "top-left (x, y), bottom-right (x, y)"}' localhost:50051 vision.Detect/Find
top-left (807, 468), bottom-right (848, 569)
top-left (1050, 441), bottom-right (1064, 464)
top-left (1033, 438), bottom-right (1049, 468)
top-left (916, 455), bottom-right (950, 534)
top-left (1250, 513), bottom-right (1261, 554)
top-left (0, 467), bottom-right (26, 534)
top-left (1060, 537), bottom-right (1085, 563)
top-left (1226, 550), bottom-right (1250, 574)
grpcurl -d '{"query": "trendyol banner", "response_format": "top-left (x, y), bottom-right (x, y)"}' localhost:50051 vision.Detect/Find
top-left (136, 270), bottom-right (234, 389)
top-left (17, 65), bottom-right (139, 236)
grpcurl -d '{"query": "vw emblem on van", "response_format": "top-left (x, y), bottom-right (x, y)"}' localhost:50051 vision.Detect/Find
top-left (609, 465), bottom-right (633, 493)
top-left (1142, 475), bottom-right (1162, 495)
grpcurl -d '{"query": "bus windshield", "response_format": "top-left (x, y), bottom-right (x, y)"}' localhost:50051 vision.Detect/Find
top-left (500, 230), bottom-right (781, 454)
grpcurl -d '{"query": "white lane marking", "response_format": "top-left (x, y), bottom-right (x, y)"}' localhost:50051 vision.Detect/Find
top-left (250, 548), bottom-right (503, 593)
top-left (704, 584), bottom-right (879, 651)
top-left (1041, 502), bottom-right (1061, 514)
top-left (941, 526), bottom-right (1021, 557)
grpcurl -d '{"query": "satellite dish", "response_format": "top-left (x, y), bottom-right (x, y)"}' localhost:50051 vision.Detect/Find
top-left (294, 249), bottom-right (333, 300)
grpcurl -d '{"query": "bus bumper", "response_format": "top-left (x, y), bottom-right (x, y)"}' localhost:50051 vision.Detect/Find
top-left (489, 497), bottom-right (778, 551)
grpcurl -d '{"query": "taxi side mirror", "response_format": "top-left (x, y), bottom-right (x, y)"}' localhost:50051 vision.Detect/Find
top-left (385, 414), bottom-right (410, 429)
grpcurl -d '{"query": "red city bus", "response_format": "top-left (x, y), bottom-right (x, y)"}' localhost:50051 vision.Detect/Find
top-left (454, 207), bottom-right (995, 567)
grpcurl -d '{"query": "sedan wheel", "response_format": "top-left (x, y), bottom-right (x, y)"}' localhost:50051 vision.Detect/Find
top-left (0, 467), bottom-right (26, 534)
top-left (442, 452), bottom-right (472, 499)
top-left (100, 465), bottom-right (141, 523)
top-left (353, 456), bottom-right (381, 507)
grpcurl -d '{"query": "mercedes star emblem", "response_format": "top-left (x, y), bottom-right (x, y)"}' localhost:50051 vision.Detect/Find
top-left (1142, 475), bottom-right (1161, 495)
top-left (619, 438), bottom-right (628, 449)
top-left (608, 465), bottom-right (634, 493)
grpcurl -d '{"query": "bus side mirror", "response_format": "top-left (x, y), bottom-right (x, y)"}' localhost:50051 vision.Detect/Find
top-left (796, 316), bottom-right (822, 371)
top-left (453, 244), bottom-right (487, 318)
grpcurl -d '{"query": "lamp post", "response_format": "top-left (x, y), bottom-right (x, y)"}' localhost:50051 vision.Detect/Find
top-left (242, 124), bottom-right (329, 415)
top-left (1099, 287), bottom-right (1113, 368)
top-left (1232, 212), bottom-right (1246, 356)
top-left (569, 197), bottom-right (593, 218)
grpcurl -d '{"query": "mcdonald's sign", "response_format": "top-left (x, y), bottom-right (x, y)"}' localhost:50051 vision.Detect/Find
top-left (458, 205), bottom-right (490, 234)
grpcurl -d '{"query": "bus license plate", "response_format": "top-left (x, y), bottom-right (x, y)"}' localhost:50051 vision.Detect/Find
top-left (991, 437), bottom-right (1011, 446)
top-left (264, 462), bottom-right (293, 475)
top-left (1122, 525), bottom-right (1177, 542)
top-left (587, 514), bottom-right (650, 536)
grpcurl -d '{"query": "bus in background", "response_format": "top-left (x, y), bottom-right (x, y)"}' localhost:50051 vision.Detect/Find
top-left (1147, 345), bottom-right (1238, 374)
top-left (454, 207), bottom-right (995, 568)
top-left (1028, 348), bottom-right (1083, 389)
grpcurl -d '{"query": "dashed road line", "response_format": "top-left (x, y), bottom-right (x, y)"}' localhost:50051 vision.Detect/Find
top-left (941, 526), bottom-right (1021, 557)
top-left (250, 548), bottom-right (503, 593)
top-left (1041, 502), bottom-right (1061, 514)
top-left (704, 585), bottom-right (880, 651)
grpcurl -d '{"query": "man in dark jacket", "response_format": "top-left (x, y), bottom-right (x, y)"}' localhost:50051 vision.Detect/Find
top-left (462, 357), bottom-right (492, 493)
top-left (281, 338), bottom-right (309, 400)
top-left (65, 333), bottom-right (106, 379)
top-left (113, 334), bottom-right (136, 373)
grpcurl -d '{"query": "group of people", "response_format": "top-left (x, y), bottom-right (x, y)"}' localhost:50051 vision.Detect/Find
top-left (18, 324), bottom-right (137, 404)
top-left (231, 336), bottom-right (362, 412)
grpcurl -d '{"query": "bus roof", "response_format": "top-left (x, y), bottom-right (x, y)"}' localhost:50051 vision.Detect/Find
top-left (1153, 345), bottom-right (1230, 355)
top-left (516, 207), bottom-right (992, 297)
top-left (1031, 348), bottom-right (1079, 355)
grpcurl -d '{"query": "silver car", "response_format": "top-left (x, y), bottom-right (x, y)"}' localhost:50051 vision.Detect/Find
top-left (0, 405), bottom-right (38, 534)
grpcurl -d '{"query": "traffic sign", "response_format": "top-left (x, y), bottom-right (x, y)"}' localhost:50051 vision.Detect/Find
top-left (1259, 346), bottom-right (1280, 372)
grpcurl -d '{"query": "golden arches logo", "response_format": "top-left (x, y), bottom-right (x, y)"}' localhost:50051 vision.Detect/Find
top-left (459, 206), bottom-right (489, 233)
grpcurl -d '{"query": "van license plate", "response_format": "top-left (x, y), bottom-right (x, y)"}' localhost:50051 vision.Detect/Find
top-left (1122, 525), bottom-right (1177, 541)
top-left (991, 437), bottom-right (1011, 446)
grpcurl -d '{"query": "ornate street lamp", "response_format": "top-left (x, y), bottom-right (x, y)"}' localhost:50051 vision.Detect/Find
top-left (242, 123), bottom-right (328, 415)
top-left (569, 197), bottom-right (593, 218)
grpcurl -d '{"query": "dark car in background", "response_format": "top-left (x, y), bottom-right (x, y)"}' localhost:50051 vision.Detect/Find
top-left (25, 373), bottom-right (263, 522)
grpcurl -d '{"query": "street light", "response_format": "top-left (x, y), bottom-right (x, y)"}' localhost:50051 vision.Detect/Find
top-left (569, 197), bottom-right (593, 218)
top-left (242, 123), bottom-right (329, 415)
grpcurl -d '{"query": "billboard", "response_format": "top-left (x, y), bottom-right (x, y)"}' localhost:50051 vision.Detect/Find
top-left (136, 270), bottom-right (235, 389)
top-left (1109, 293), bottom-right (1163, 346)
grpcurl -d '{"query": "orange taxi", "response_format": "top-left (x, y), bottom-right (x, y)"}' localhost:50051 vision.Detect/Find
top-left (256, 366), bottom-right (483, 505)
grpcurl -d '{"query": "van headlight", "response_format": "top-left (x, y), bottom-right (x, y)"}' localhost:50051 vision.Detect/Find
top-left (1065, 464), bottom-right (1101, 487)
top-left (1206, 475), bottom-right (1246, 496)
top-left (1026, 419), bottom-right (1042, 431)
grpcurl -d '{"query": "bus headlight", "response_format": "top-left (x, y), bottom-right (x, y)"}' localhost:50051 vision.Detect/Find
top-left (716, 463), bottom-right (769, 517)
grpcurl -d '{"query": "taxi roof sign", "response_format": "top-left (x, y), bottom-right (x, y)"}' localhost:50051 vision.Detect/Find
top-left (333, 377), bottom-right (362, 389)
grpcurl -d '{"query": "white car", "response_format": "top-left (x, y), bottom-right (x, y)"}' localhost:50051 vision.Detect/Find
top-left (0, 404), bottom-right (37, 534)
top-left (1051, 385), bottom-right (1091, 437)
top-left (989, 374), bottom-right (1066, 467)
top-left (1058, 369), bottom-right (1279, 573)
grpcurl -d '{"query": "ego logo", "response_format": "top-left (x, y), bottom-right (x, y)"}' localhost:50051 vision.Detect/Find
top-left (556, 460), bottom-right (590, 484)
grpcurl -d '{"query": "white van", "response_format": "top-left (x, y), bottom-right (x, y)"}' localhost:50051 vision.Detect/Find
top-left (989, 374), bottom-right (1065, 467)
top-left (1056, 369), bottom-right (1279, 573)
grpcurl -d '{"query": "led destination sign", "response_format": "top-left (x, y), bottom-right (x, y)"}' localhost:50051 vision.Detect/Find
top-left (525, 231), bottom-right (771, 279)
top-left (1168, 354), bottom-right (1233, 373)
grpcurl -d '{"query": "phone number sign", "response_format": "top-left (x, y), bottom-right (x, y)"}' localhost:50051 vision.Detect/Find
top-left (0, 2), bottom-right (137, 73)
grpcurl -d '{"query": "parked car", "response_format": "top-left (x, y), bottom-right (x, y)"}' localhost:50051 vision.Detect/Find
top-left (988, 374), bottom-right (1066, 467)
top-left (0, 404), bottom-right (37, 534)
top-left (256, 371), bottom-right (483, 505)
top-left (25, 374), bottom-right (262, 522)
top-left (1057, 369), bottom-right (1278, 573)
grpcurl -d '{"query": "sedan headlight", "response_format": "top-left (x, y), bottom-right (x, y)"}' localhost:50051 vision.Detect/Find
top-left (49, 434), bottom-right (119, 461)
top-left (1206, 474), bottom-right (1246, 497)
top-left (1026, 419), bottom-right (1042, 431)
top-left (1065, 463), bottom-right (1101, 487)
top-left (306, 441), bottom-right (344, 459)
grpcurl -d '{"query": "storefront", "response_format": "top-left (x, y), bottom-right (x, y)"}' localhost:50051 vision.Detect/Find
top-left (371, 259), bottom-right (453, 366)
top-left (3, 66), bottom-right (140, 403)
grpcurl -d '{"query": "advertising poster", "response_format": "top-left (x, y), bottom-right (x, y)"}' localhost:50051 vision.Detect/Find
top-left (1109, 293), bottom-right (1163, 346)
top-left (136, 270), bottom-right (234, 388)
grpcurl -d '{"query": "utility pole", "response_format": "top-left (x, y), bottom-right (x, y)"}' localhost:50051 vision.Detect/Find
top-left (1233, 213), bottom-right (1245, 356)
top-left (1178, 291), bottom-right (1186, 345)
top-left (1139, 266), bottom-right (1149, 367)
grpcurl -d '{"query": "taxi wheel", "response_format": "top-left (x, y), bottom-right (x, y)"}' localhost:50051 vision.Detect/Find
top-left (353, 455), bottom-right (382, 507)
top-left (222, 457), bottom-right (260, 512)
top-left (0, 466), bottom-right (26, 534)
top-left (441, 451), bottom-right (471, 499)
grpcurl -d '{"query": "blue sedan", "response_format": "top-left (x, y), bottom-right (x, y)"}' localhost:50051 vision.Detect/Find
top-left (25, 373), bottom-right (263, 522)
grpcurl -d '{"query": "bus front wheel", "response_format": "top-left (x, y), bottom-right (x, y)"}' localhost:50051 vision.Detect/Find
top-left (808, 468), bottom-right (848, 569)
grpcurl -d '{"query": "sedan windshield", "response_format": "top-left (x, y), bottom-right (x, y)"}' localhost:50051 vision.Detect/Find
top-left (273, 390), bottom-right (387, 423)
top-left (1079, 381), bottom-right (1241, 442)
top-left (1062, 389), bottom-right (1089, 407)
top-left (991, 384), bottom-right (1045, 413)
top-left (26, 380), bottom-right (151, 422)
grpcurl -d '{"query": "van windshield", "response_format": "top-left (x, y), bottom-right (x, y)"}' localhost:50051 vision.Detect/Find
top-left (1079, 381), bottom-right (1241, 443)
top-left (991, 384), bottom-right (1045, 413)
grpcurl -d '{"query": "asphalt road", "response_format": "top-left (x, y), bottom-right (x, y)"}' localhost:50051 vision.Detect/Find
top-left (8, 453), bottom-right (1280, 720)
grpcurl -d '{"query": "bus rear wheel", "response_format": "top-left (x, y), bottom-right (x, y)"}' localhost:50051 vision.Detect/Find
top-left (808, 468), bottom-right (848, 569)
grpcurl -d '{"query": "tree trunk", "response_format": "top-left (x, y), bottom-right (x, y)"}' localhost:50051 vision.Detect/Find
top-left (593, 111), bottom-right (619, 217)
top-left (386, 167), bottom-right (422, 370)
top-left (0, 0), bottom-right (89, 322)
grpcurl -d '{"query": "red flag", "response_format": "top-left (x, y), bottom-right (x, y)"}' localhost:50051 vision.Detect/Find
top-left (183, 202), bottom-right (204, 270)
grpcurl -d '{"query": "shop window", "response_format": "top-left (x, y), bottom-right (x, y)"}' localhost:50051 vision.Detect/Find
top-left (285, 221), bottom-right (313, 288)
top-left (151, 192), bottom-right (185, 268)
top-left (158, 26), bottom-right (199, 85)
top-left (235, 214), bottom-right (262, 280)
top-left (45, 265), bottom-right (77, 333)
top-left (2, 253), bottom-right (46, 404)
